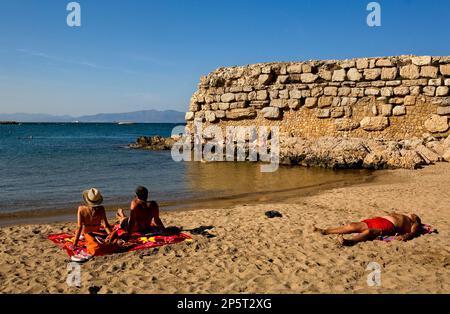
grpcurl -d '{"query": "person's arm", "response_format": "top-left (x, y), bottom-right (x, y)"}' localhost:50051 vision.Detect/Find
top-left (101, 209), bottom-right (112, 234)
top-left (396, 222), bottom-right (421, 241)
top-left (126, 207), bottom-right (136, 237)
top-left (73, 207), bottom-right (83, 248)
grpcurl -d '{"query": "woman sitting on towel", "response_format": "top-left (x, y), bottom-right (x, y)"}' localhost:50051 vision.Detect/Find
top-left (72, 188), bottom-right (124, 256)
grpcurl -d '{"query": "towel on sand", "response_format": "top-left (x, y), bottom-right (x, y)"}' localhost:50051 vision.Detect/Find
top-left (377, 224), bottom-right (437, 242)
top-left (48, 226), bottom-right (192, 258)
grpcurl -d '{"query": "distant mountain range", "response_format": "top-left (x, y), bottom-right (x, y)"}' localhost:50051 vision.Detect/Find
top-left (0, 110), bottom-right (186, 123)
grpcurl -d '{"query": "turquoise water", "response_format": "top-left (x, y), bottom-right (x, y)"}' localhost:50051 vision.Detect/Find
top-left (0, 123), bottom-right (371, 217)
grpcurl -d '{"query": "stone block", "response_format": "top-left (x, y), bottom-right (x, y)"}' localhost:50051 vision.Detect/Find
top-left (376, 58), bottom-right (394, 67)
top-left (381, 67), bottom-right (397, 80)
top-left (324, 86), bottom-right (338, 96)
top-left (380, 104), bottom-right (393, 117)
top-left (287, 64), bottom-right (302, 74)
top-left (436, 86), bottom-right (449, 96)
top-left (424, 115), bottom-right (449, 132)
top-left (221, 93), bottom-right (235, 103)
top-left (404, 96), bottom-right (416, 106)
top-left (365, 88), bottom-right (380, 96)
top-left (225, 108), bottom-right (257, 120)
top-left (301, 73), bottom-right (318, 83)
top-left (270, 99), bottom-right (289, 109)
top-left (356, 59), bottom-right (369, 69)
top-left (316, 108), bottom-right (331, 118)
top-left (420, 66), bottom-right (438, 78)
top-left (261, 107), bottom-right (281, 119)
top-left (393, 86), bottom-right (410, 96)
top-left (393, 105), bottom-right (406, 116)
top-left (440, 64), bottom-right (450, 76)
top-left (318, 96), bottom-right (333, 108)
top-left (289, 89), bottom-right (303, 99)
top-left (400, 64), bottom-right (420, 79)
top-left (381, 87), bottom-right (393, 97)
top-left (288, 99), bottom-right (301, 110)
top-left (332, 69), bottom-right (346, 81)
top-left (256, 90), bottom-right (268, 101)
top-left (305, 97), bottom-right (318, 108)
top-left (364, 68), bottom-right (381, 80)
top-left (185, 112), bottom-right (195, 121)
top-left (331, 107), bottom-right (345, 118)
top-left (412, 56), bottom-right (431, 66)
top-left (347, 68), bottom-right (362, 81)
top-left (335, 118), bottom-right (360, 131)
top-left (437, 106), bottom-right (450, 115)
top-left (423, 86), bottom-right (436, 96)
top-left (360, 117), bottom-right (389, 131)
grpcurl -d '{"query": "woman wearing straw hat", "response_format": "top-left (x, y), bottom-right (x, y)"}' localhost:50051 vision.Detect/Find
top-left (73, 188), bottom-right (122, 256)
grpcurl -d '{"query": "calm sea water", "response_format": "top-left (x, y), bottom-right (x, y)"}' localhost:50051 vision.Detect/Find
top-left (0, 123), bottom-right (370, 217)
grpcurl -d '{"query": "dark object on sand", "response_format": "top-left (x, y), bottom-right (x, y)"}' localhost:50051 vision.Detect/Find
top-left (162, 226), bottom-right (182, 235)
top-left (88, 286), bottom-right (102, 294)
top-left (185, 225), bottom-right (216, 238)
top-left (265, 211), bottom-right (283, 218)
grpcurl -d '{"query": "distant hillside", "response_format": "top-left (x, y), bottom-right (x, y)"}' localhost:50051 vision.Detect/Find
top-left (0, 113), bottom-right (73, 122)
top-left (0, 110), bottom-right (185, 123)
top-left (77, 110), bottom-right (185, 123)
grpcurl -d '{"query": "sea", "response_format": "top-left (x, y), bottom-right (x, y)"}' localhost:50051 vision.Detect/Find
top-left (0, 123), bottom-right (372, 221)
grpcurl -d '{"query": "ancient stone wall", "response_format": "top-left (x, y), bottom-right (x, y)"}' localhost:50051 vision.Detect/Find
top-left (186, 55), bottom-right (450, 140)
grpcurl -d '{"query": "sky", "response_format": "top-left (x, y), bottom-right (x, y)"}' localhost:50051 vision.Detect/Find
top-left (0, 0), bottom-right (449, 116)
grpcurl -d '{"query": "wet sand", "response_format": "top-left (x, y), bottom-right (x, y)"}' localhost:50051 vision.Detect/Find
top-left (0, 164), bottom-right (449, 293)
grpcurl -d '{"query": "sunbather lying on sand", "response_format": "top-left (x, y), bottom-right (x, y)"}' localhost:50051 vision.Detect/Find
top-left (117, 186), bottom-right (165, 237)
top-left (314, 212), bottom-right (422, 246)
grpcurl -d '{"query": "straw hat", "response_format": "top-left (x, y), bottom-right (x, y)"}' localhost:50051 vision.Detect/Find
top-left (82, 188), bottom-right (103, 207)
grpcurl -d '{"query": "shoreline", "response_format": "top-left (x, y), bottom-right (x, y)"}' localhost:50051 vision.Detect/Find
top-left (0, 163), bottom-right (449, 293)
top-left (0, 167), bottom-right (377, 227)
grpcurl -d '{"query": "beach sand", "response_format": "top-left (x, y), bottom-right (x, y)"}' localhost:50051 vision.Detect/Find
top-left (0, 163), bottom-right (449, 294)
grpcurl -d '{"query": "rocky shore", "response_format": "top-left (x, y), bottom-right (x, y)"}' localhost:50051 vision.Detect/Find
top-left (130, 134), bottom-right (450, 170)
top-left (279, 134), bottom-right (450, 169)
top-left (129, 135), bottom-right (177, 150)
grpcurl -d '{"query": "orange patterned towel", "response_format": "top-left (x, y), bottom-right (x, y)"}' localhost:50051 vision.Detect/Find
top-left (48, 228), bottom-right (192, 258)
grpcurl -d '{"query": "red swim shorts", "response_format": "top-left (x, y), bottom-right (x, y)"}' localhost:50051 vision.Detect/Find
top-left (362, 217), bottom-right (396, 235)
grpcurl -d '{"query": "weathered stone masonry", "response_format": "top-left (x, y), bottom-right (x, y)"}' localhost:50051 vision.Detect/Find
top-left (186, 55), bottom-right (450, 140)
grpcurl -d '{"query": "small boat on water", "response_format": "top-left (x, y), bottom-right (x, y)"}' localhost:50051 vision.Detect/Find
top-left (0, 121), bottom-right (19, 125)
top-left (118, 121), bottom-right (135, 125)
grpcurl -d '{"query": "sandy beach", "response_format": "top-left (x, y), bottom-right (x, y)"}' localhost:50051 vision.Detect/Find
top-left (0, 163), bottom-right (449, 294)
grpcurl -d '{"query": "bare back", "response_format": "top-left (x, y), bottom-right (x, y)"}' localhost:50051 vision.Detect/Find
top-left (130, 199), bottom-right (159, 232)
top-left (382, 213), bottom-right (419, 234)
top-left (78, 205), bottom-right (106, 234)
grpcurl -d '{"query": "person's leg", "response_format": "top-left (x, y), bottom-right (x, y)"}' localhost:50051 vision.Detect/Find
top-left (315, 222), bottom-right (368, 235)
top-left (340, 228), bottom-right (381, 246)
top-left (116, 208), bottom-right (126, 219)
top-left (116, 208), bottom-right (130, 230)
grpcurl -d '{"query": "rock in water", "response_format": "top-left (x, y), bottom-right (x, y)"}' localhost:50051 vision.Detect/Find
top-left (129, 135), bottom-right (176, 150)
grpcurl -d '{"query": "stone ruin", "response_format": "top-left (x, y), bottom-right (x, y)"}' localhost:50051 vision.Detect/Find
top-left (181, 55), bottom-right (450, 169)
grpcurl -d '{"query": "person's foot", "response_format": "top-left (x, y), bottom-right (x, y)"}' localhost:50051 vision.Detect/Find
top-left (338, 236), bottom-right (355, 246)
top-left (313, 225), bottom-right (327, 235)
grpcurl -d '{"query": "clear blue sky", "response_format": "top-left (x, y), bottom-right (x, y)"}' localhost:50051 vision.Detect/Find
top-left (0, 0), bottom-right (449, 115)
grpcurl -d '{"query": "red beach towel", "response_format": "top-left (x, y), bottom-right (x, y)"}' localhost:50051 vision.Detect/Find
top-left (48, 227), bottom-right (192, 257)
